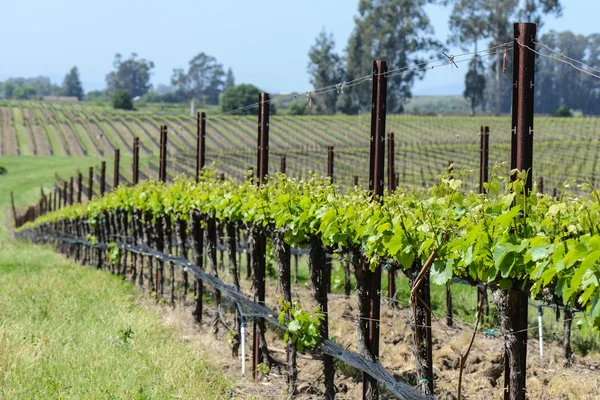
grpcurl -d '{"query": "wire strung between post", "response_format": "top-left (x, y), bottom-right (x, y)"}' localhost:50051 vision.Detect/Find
top-left (533, 40), bottom-right (600, 76)
top-left (211, 43), bottom-right (514, 118)
top-left (516, 41), bottom-right (600, 80)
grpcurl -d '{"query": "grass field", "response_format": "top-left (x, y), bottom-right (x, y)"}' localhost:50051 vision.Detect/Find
top-left (0, 156), bottom-right (232, 399)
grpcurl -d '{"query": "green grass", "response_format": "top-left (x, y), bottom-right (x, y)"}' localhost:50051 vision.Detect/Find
top-left (0, 156), bottom-right (232, 399)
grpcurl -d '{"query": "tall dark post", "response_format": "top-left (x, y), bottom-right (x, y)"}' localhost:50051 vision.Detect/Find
top-left (88, 167), bottom-right (94, 201)
top-left (113, 148), bottom-right (120, 188)
top-left (77, 173), bottom-right (83, 203)
top-left (63, 181), bottom-right (68, 208)
top-left (479, 126), bottom-right (490, 194)
top-left (54, 188), bottom-right (58, 210)
top-left (69, 177), bottom-right (74, 205)
top-left (280, 155), bottom-right (286, 174)
top-left (325, 145), bottom-right (334, 296)
top-left (159, 125), bottom-right (168, 182)
top-left (387, 132), bottom-right (396, 307)
top-left (364, 59), bottom-right (387, 400)
top-left (133, 137), bottom-right (140, 185)
top-left (354, 175), bottom-right (359, 186)
top-left (253, 92), bottom-right (269, 381)
top-left (499, 22), bottom-right (536, 400)
top-left (196, 112), bottom-right (206, 183)
top-left (537, 176), bottom-right (544, 194)
top-left (48, 192), bottom-right (53, 212)
top-left (100, 161), bottom-right (106, 196)
top-left (327, 146), bottom-right (334, 182)
top-left (478, 126), bottom-right (490, 317)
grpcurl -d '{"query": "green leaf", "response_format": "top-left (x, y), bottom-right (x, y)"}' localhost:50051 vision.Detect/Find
top-left (528, 244), bottom-right (553, 262)
top-left (287, 320), bottom-right (301, 333)
top-left (431, 259), bottom-right (453, 285)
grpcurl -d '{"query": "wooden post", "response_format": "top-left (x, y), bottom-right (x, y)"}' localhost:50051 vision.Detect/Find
top-left (114, 148), bottom-right (120, 188)
top-left (196, 112), bottom-right (206, 183)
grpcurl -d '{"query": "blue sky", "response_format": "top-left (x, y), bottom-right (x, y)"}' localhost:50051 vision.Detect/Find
top-left (1, 0), bottom-right (598, 96)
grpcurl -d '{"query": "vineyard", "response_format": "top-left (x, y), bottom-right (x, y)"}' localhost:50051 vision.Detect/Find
top-left (7, 24), bottom-right (600, 400)
top-left (2, 100), bottom-right (600, 193)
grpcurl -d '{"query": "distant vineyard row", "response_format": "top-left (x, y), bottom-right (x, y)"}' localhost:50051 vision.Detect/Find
top-left (2, 101), bottom-right (600, 192)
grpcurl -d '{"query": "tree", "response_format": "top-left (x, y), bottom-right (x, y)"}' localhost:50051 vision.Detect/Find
top-left (13, 85), bottom-right (36, 100)
top-left (340, 0), bottom-right (444, 114)
top-left (307, 30), bottom-right (344, 114)
top-left (171, 53), bottom-right (225, 105)
top-left (447, 0), bottom-right (488, 115)
top-left (533, 31), bottom-right (600, 115)
top-left (225, 68), bottom-right (235, 91)
top-left (221, 84), bottom-right (276, 115)
top-left (106, 53), bottom-right (154, 98)
top-left (463, 59), bottom-right (486, 115)
top-left (445, 0), bottom-right (562, 114)
top-left (112, 89), bottom-right (133, 110)
top-left (62, 66), bottom-right (84, 100)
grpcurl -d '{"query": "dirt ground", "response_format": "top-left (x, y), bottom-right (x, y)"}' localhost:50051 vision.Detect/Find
top-left (139, 272), bottom-right (600, 400)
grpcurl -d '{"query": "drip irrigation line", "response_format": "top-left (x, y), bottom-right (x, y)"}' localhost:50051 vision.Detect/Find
top-left (31, 232), bottom-right (434, 400)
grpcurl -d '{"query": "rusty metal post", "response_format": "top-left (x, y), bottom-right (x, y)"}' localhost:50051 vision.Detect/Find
top-left (511, 23), bottom-right (536, 193)
top-left (114, 148), bottom-right (120, 189)
top-left (77, 173), bottom-right (83, 203)
top-left (280, 155), bottom-right (286, 174)
top-left (62, 181), bottom-right (68, 208)
top-left (387, 132), bottom-right (395, 191)
top-left (159, 125), bottom-right (168, 182)
top-left (505, 21), bottom-right (536, 400)
top-left (196, 112), bottom-right (206, 182)
top-left (133, 137), bottom-right (140, 185)
top-left (327, 146), bottom-right (334, 182)
top-left (537, 176), bottom-right (544, 194)
top-left (354, 175), bottom-right (359, 186)
top-left (325, 146), bottom-right (334, 296)
top-left (69, 177), bottom-right (74, 206)
top-left (100, 161), bottom-right (106, 196)
top-left (88, 167), bottom-right (94, 201)
top-left (364, 59), bottom-right (387, 400)
top-left (253, 92), bottom-right (269, 381)
top-left (480, 126), bottom-right (490, 194)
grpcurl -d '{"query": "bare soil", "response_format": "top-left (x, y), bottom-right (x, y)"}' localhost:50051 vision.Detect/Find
top-left (139, 271), bottom-right (600, 400)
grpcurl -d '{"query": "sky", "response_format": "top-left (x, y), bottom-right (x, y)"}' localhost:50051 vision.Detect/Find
top-left (1, 0), bottom-right (599, 96)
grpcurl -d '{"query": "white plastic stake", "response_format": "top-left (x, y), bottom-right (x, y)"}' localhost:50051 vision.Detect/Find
top-left (241, 321), bottom-right (246, 375)
top-left (538, 307), bottom-right (543, 360)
